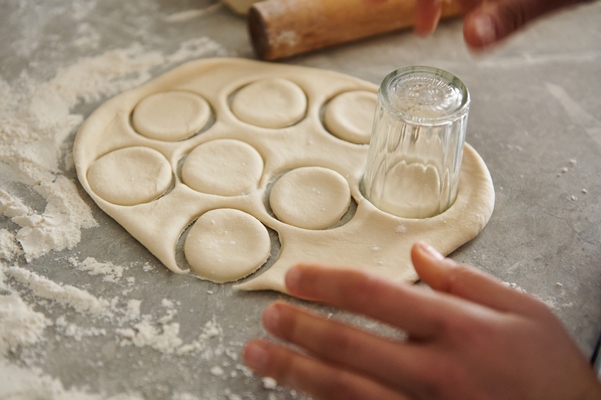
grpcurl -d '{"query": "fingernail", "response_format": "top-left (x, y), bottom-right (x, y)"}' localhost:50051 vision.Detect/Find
top-left (473, 13), bottom-right (497, 46)
top-left (417, 241), bottom-right (444, 260)
top-left (244, 341), bottom-right (269, 373)
top-left (263, 305), bottom-right (281, 333)
top-left (285, 265), bottom-right (302, 292)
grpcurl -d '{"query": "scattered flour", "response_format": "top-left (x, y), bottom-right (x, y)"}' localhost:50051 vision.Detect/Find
top-left (117, 321), bottom-right (184, 354)
top-left (0, 359), bottom-right (143, 400)
top-left (55, 315), bottom-right (108, 342)
top-left (262, 377), bottom-right (278, 390)
top-left (502, 281), bottom-right (527, 293)
top-left (3, 263), bottom-right (113, 316)
top-left (0, 3), bottom-right (308, 397)
top-left (394, 224), bottom-right (407, 234)
top-left (210, 365), bottom-right (225, 377)
top-left (69, 256), bottom-right (125, 283)
top-left (171, 393), bottom-right (201, 400)
top-left (0, 228), bottom-right (22, 261)
top-left (0, 268), bottom-right (51, 355)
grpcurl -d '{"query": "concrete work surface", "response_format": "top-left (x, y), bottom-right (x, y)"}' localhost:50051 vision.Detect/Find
top-left (1, 0), bottom-right (600, 398)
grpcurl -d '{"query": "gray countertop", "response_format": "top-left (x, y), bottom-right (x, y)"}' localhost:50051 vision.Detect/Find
top-left (1, 1), bottom-right (600, 399)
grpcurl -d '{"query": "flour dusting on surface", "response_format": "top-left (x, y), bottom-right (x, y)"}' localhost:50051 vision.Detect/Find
top-left (0, 9), bottom-right (265, 396)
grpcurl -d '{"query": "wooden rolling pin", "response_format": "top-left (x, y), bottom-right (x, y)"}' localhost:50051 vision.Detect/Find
top-left (248, 0), bottom-right (464, 60)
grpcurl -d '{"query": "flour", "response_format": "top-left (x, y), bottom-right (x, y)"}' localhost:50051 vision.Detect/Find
top-left (1, 37), bottom-right (228, 264)
top-left (503, 281), bottom-right (527, 293)
top-left (0, 274), bottom-right (50, 355)
top-left (69, 256), bottom-right (125, 283)
top-left (0, 359), bottom-right (144, 400)
top-left (55, 315), bottom-right (108, 342)
top-left (4, 263), bottom-right (113, 316)
top-left (0, 229), bottom-right (22, 261)
top-left (0, 29), bottom-right (231, 385)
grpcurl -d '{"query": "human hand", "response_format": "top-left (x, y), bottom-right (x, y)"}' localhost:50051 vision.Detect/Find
top-left (243, 242), bottom-right (601, 400)
top-left (414, 0), bottom-right (590, 49)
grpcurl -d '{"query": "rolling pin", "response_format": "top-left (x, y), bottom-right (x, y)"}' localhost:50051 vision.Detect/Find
top-left (248, 0), bottom-right (464, 60)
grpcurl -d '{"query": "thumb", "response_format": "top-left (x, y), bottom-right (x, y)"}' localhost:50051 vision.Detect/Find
top-left (463, 0), bottom-right (584, 49)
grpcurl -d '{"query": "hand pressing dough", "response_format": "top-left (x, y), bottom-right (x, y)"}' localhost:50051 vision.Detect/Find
top-left (269, 167), bottom-right (351, 230)
top-left (74, 58), bottom-right (495, 293)
top-left (324, 91), bottom-right (377, 144)
top-left (182, 139), bottom-right (263, 196)
top-left (133, 91), bottom-right (211, 141)
top-left (231, 78), bottom-right (307, 129)
top-left (87, 147), bottom-right (172, 206)
top-left (184, 209), bottom-right (271, 283)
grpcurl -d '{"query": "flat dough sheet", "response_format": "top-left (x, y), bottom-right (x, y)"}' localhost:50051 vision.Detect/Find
top-left (74, 58), bottom-right (495, 294)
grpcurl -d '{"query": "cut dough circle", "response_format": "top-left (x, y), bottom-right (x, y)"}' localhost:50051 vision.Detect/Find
top-left (231, 78), bottom-right (307, 129)
top-left (182, 139), bottom-right (263, 196)
top-left (269, 167), bottom-right (351, 230)
top-left (184, 209), bottom-right (271, 283)
top-left (372, 161), bottom-right (442, 219)
top-left (132, 91), bottom-right (211, 141)
top-left (87, 147), bottom-right (172, 206)
top-left (324, 91), bottom-right (377, 144)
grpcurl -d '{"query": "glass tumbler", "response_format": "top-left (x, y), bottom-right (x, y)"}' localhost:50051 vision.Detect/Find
top-left (362, 66), bottom-right (470, 219)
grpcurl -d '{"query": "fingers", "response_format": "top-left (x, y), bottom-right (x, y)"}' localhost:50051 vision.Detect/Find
top-left (463, 0), bottom-right (584, 49)
top-left (414, 0), bottom-right (482, 36)
top-left (260, 302), bottom-right (433, 393)
top-left (285, 262), bottom-right (473, 339)
top-left (411, 241), bottom-right (549, 318)
top-left (243, 339), bottom-right (409, 400)
top-left (414, 0), bottom-right (443, 36)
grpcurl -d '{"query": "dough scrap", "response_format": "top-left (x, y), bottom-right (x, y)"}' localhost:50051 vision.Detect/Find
top-left (231, 78), bottom-right (306, 129)
top-left (184, 209), bottom-right (270, 283)
top-left (73, 58), bottom-right (495, 292)
top-left (269, 167), bottom-right (351, 230)
top-left (87, 147), bottom-right (172, 206)
top-left (133, 91), bottom-right (211, 141)
top-left (182, 139), bottom-right (263, 196)
top-left (324, 91), bottom-right (377, 144)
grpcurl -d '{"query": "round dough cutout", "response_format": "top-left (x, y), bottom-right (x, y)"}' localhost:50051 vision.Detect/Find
top-left (324, 91), bottom-right (377, 144)
top-left (87, 147), bottom-right (172, 206)
top-left (133, 91), bottom-right (211, 141)
top-left (269, 167), bottom-right (351, 230)
top-left (231, 78), bottom-right (307, 129)
top-left (182, 139), bottom-right (263, 196)
top-left (184, 209), bottom-right (271, 282)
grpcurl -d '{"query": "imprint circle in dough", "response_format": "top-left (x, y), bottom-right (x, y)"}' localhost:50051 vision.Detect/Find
top-left (182, 139), bottom-right (263, 196)
top-left (324, 91), bottom-right (377, 144)
top-left (184, 209), bottom-right (271, 283)
top-left (132, 91), bottom-right (211, 141)
top-left (269, 167), bottom-right (351, 230)
top-left (231, 78), bottom-right (306, 129)
top-left (87, 147), bottom-right (172, 206)
top-left (372, 161), bottom-right (442, 219)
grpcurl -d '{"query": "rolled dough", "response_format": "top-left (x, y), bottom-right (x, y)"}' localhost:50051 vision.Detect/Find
top-left (324, 91), bottom-right (377, 144)
top-left (182, 139), bottom-right (263, 196)
top-left (87, 147), bottom-right (172, 206)
top-left (231, 78), bottom-right (307, 129)
top-left (269, 167), bottom-right (351, 230)
top-left (133, 91), bottom-right (211, 141)
top-left (184, 209), bottom-right (271, 283)
top-left (73, 58), bottom-right (495, 292)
